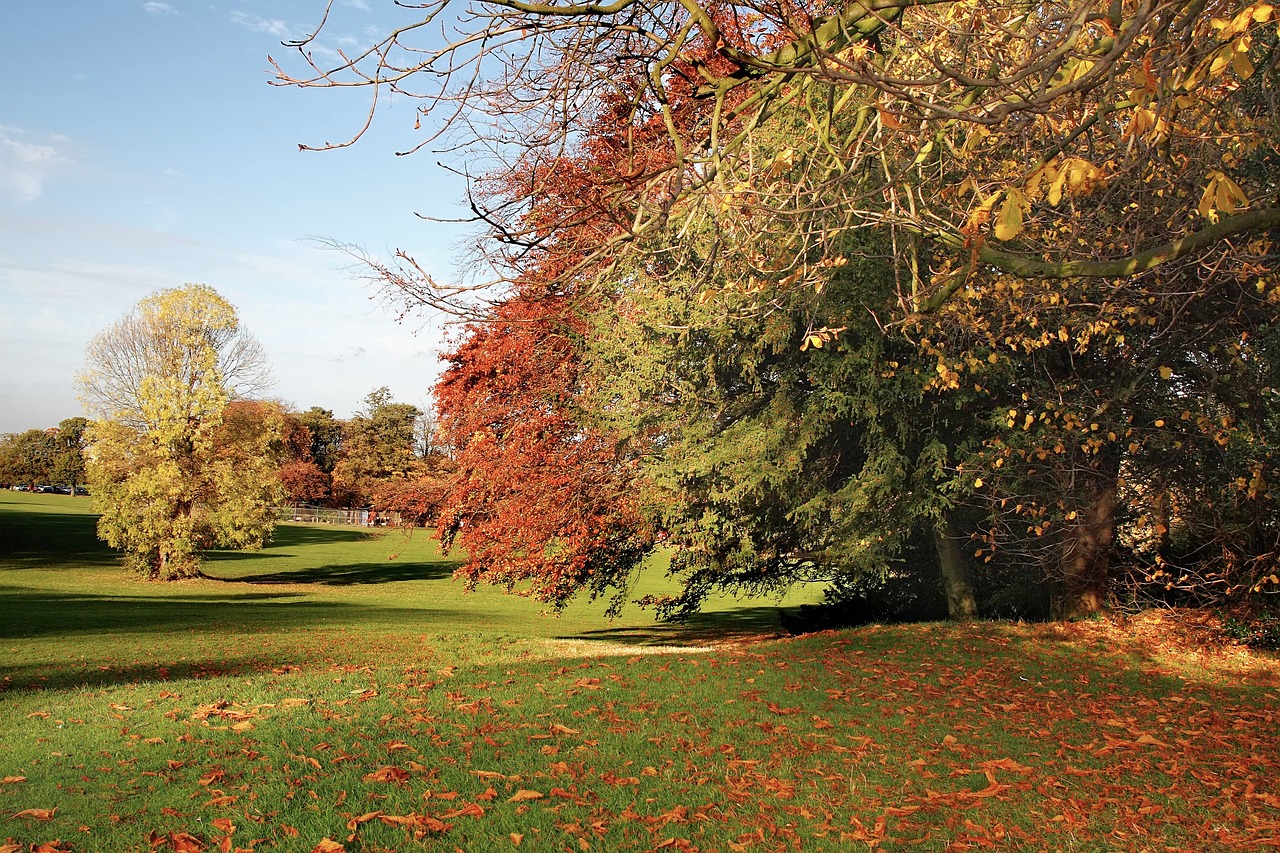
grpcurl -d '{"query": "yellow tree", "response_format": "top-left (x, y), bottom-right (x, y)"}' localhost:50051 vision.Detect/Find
top-left (78, 285), bottom-right (283, 579)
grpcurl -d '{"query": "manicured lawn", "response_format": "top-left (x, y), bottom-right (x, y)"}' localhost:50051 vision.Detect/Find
top-left (2, 491), bottom-right (1278, 851)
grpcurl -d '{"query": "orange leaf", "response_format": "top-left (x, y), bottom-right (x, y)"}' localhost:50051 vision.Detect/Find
top-left (510, 833), bottom-right (524, 846)
top-left (363, 766), bottom-right (410, 783)
top-left (0, 776), bottom-right (25, 785)
top-left (507, 789), bottom-right (544, 802)
top-left (10, 808), bottom-right (57, 820)
top-left (167, 831), bottom-right (207, 853)
top-left (211, 818), bottom-right (235, 834)
top-left (310, 840), bottom-right (345, 853)
top-left (441, 803), bottom-right (485, 819)
top-left (883, 806), bottom-right (920, 817)
top-left (476, 787), bottom-right (498, 801)
top-left (345, 812), bottom-right (382, 831)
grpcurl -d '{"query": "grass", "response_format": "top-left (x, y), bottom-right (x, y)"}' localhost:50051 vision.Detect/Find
top-left (2, 491), bottom-right (1279, 852)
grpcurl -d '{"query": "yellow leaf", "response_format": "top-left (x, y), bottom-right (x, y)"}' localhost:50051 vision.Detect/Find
top-left (1232, 45), bottom-right (1255, 79)
top-left (1159, 365), bottom-right (1173, 379)
top-left (993, 189), bottom-right (1026, 241)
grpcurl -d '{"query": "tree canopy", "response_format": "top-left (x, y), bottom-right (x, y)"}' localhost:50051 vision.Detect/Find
top-left (280, 0), bottom-right (1280, 618)
top-left (78, 285), bottom-right (284, 579)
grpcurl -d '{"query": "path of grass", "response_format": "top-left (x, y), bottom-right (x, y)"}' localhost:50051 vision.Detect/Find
top-left (2, 492), bottom-right (1279, 851)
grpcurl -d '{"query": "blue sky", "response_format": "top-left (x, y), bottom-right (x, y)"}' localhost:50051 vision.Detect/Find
top-left (0, 1), bottom-right (472, 434)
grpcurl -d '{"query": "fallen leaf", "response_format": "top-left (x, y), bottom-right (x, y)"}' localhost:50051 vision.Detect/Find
top-left (309, 840), bottom-right (344, 853)
top-left (441, 803), bottom-right (485, 819)
top-left (0, 777), bottom-right (26, 785)
top-left (10, 808), bottom-right (57, 821)
top-left (510, 833), bottom-right (523, 846)
top-left (166, 831), bottom-right (207, 852)
top-left (507, 789), bottom-right (544, 802)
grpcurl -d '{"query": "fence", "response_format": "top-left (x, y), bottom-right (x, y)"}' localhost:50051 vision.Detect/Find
top-left (273, 505), bottom-right (403, 527)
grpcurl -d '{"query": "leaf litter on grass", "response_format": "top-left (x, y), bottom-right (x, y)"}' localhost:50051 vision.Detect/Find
top-left (2, 614), bottom-right (1279, 851)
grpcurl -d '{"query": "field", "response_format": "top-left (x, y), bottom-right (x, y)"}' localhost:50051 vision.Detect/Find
top-left (2, 491), bottom-right (1279, 852)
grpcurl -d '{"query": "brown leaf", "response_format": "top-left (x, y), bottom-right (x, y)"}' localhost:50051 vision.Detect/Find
top-left (363, 766), bottom-right (410, 784)
top-left (0, 777), bottom-right (25, 784)
top-left (441, 803), bottom-right (485, 819)
top-left (507, 789), bottom-right (544, 802)
top-left (309, 840), bottom-right (344, 853)
top-left (510, 833), bottom-right (524, 846)
top-left (166, 831), bottom-right (207, 852)
top-left (10, 808), bottom-right (57, 821)
top-left (476, 787), bottom-right (498, 801)
top-left (345, 812), bottom-right (382, 831)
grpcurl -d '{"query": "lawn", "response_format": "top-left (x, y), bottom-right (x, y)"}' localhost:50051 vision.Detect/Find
top-left (1, 491), bottom-right (1278, 852)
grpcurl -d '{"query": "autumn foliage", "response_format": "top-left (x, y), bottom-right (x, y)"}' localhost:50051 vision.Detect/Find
top-left (433, 292), bottom-right (652, 610)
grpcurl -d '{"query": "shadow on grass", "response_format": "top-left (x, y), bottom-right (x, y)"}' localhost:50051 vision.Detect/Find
top-left (208, 559), bottom-right (461, 586)
top-left (0, 505), bottom-right (114, 569)
top-left (0, 656), bottom-right (306, 694)
top-left (562, 605), bottom-right (792, 647)
top-left (0, 584), bottom-right (446, 640)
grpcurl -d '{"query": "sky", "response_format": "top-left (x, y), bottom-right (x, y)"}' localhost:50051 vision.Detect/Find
top-left (0, 1), bottom-right (475, 434)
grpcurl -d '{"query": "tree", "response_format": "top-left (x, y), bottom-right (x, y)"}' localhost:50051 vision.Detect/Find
top-left (51, 417), bottom-right (89, 495)
top-left (280, 0), bottom-right (1280, 617)
top-left (295, 406), bottom-right (344, 473)
top-left (0, 429), bottom-right (57, 490)
top-left (330, 388), bottom-right (422, 506)
top-left (78, 285), bottom-right (283, 579)
top-left (433, 291), bottom-right (653, 612)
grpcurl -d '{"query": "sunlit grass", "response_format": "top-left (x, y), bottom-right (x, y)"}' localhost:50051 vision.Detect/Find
top-left (2, 492), bottom-right (1279, 852)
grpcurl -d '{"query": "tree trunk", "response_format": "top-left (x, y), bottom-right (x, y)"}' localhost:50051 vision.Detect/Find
top-left (934, 512), bottom-right (978, 620)
top-left (1055, 452), bottom-right (1120, 619)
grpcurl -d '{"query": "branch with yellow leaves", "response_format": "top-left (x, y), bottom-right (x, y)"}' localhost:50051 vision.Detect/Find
top-left (918, 207), bottom-right (1280, 313)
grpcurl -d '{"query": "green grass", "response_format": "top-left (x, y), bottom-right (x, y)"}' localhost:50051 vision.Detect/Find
top-left (2, 491), bottom-right (1279, 852)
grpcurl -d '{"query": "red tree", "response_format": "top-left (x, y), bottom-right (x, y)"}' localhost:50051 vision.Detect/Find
top-left (433, 291), bottom-right (652, 612)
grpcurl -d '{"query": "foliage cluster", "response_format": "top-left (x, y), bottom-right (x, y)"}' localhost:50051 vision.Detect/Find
top-left (276, 0), bottom-right (1280, 621)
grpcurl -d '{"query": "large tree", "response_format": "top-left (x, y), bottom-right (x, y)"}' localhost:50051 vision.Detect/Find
top-left (280, 0), bottom-right (1280, 616)
top-left (78, 285), bottom-right (283, 580)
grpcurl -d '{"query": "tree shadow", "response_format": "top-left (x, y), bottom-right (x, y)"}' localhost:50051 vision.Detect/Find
top-left (562, 605), bottom-right (793, 647)
top-left (210, 559), bottom-right (461, 586)
top-left (0, 584), bottom-right (446, 639)
top-left (0, 505), bottom-right (115, 568)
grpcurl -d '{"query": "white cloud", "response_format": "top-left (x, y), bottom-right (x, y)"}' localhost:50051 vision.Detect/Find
top-left (340, 0), bottom-right (371, 10)
top-left (230, 11), bottom-right (293, 38)
top-left (0, 127), bottom-right (68, 204)
top-left (142, 1), bottom-right (177, 15)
